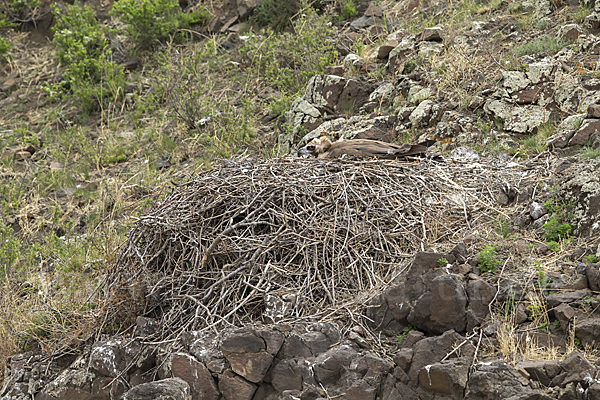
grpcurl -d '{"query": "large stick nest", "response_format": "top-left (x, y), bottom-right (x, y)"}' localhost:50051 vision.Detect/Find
top-left (103, 156), bottom-right (551, 340)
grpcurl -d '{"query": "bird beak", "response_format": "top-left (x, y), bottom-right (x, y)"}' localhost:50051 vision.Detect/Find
top-left (297, 147), bottom-right (312, 157)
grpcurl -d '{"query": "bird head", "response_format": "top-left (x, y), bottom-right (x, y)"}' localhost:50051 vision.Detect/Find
top-left (297, 137), bottom-right (332, 158)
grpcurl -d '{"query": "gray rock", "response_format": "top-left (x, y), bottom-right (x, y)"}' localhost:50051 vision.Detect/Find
top-left (546, 289), bottom-right (591, 309)
top-left (529, 201), bottom-right (548, 220)
top-left (409, 100), bottom-right (439, 128)
top-left (218, 370), bottom-right (256, 400)
top-left (418, 358), bottom-right (468, 399)
top-left (575, 318), bottom-right (600, 347)
top-left (465, 361), bottom-right (550, 399)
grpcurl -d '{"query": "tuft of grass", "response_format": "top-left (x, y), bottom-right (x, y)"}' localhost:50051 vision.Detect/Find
top-left (578, 146), bottom-right (600, 159)
top-left (513, 35), bottom-right (566, 57)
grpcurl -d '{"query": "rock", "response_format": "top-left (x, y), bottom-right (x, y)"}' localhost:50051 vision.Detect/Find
top-left (312, 343), bottom-right (360, 386)
top-left (554, 303), bottom-right (575, 331)
top-left (122, 378), bottom-right (191, 400)
top-left (421, 26), bottom-right (444, 41)
top-left (407, 274), bottom-right (468, 334)
top-left (364, 3), bottom-right (383, 17)
top-left (135, 316), bottom-right (159, 336)
top-left (450, 146), bottom-right (480, 162)
top-left (518, 359), bottom-right (561, 386)
top-left (220, 329), bottom-right (275, 383)
top-left (90, 340), bottom-right (124, 378)
top-left (466, 278), bottom-right (496, 330)
top-left (155, 153), bottom-right (171, 169)
top-left (218, 370), bottom-right (256, 400)
top-left (408, 330), bottom-right (474, 383)
top-left (468, 96), bottom-right (484, 109)
top-left (530, 201), bottom-right (548, 220)
top-left (14, 150), bottom-right (31, 161)
top-left (575, 318), bottom-right (600, 347)
top-left (350, 16), bottom-right (377, 31)
top-left (323, 65), bottom-right (344, 76)
top-left (568, 119), bottom-right (600, 147)
top-left (551, 351), bottom-right (595, 388)
top-left (503, 71), bottom-right (531, 94)
top-left (546, 289), bottom-right (591, 309)
top-left (343, 53), bottom-right (363, 69)
top-left (587, 104), bottom-right (600, 118)
top-left (393, 348), bottom-right (413, 372)
top-left (465, 361), bottom-right (550, 399)
top-left (557, 24), bottom-right (583, 42)
top-left (161, 353), bottom-right (219, 400)
top-left (409, 99), bottom-right (439, 128)
top-left (560, 159), bottom-right (600, 237)
top-left (418, 358), bottom-right (468, 399)
top-left (418, 41), bottom-right (444, 57)
top-left (586, 263), bottom-right (600, 291)
top-left (378, 40), bottom-right (398, 58)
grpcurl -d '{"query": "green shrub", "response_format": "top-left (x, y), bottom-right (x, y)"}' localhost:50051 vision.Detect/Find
top-left (49, 4), bottom-right (124, 111)
top-left (396, 325), bottom-right (415, 344)
top-left (111, 0), bottom-right (210, 46)
top-left (0, 36), bottom-right (12, 62)
top-left (513, 35), bottom-right (566, 57)
top-left (241, 6), bottom-right (338, 93)
top-left (585, 255), bottom-right (598, 264)
top-left (437, 257), bottom-right (449, 268)
top-left (542, 215), bottom-right (572, 242)
top-left (252, 0), bottom-right (301, 31)
top-left (477, 246), bottom-right (500, 274)
top-left (0, 0), bottom-right (40, 25)
top-left (339, 0), bottom-right (358, 21)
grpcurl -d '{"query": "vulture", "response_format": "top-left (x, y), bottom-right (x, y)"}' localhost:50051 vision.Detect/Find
top-left (297, 137), bottom-right (436, 160)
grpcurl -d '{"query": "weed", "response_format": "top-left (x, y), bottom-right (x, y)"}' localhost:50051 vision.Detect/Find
top-left (536, 18), bottom-right (550, 30)
top-left (547, 240), bottom-right (560, 253)
top-left (438, 257), bottom-right (449, 268)
top-left (477, 246), bottom-right (500, 274)
top-left (572, 6), bottom-right (591, 24)
top-left (543, 215), bottom-right (572, 242)
top-left (585, 255), bottom-right (598, 264)
top-left (495, 217), bottom-right (511, 238)
top-left (339, 0), bottom-right (358, 21)
top-left (0, 36), bottom-right (12, 62)
top-left (554, 320), bottom-right (561, 331)
top-left (252, 0), bottom-right (300, 31)
top-left (536, 266), bottom-right (553, 291)
top-left (396, 325), bottom-right (415, 344)
top-left (513, 35), bottom-right (566, 57)
top-left (241, 6), bottom-right (338, 94)
top-left (578, 146), bottom-right (600, 159)
top-left (111, 0), bottom-right (210, 46)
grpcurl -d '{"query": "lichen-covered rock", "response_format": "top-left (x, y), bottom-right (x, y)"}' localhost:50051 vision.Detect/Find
top-left (409, 100), bottom-right (439, 128)
top-left (503, 71), bottom-right (531, 94)
top-left (158, 353), bottom-right (219, 400)
top-left (122, 378), bottom-right (191, 400)
top-left (561, 159), bottom-right (600, 236)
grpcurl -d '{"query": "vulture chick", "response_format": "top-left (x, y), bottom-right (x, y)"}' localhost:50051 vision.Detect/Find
top-left (297, 137), bottom-right (435, 160)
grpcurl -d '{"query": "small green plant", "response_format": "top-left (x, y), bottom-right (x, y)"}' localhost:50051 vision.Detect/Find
top-left (339, 0), bottom-right (358, 21)
top-left (572, 6), bottom-right (591, 23)
top-left (499, 294), bottom-right (517, 321)
top-left (536, 266), bottom-right (553, 291)
top-left (438, 257), bottom-right (449, 268)
top-left (547, 240), bottom-right (560, 253)
top-left (578, 146), bottom-right (600, 159)
top-left (574, 337), bottom-right (583, 349)
top-left (543, 215), bottom-right (572, 242)
top-left (48, 4), bottom-right (125, 111)
top-left (585, 255), bottom-right (598, 264)
top-left (513, 35), bottom-right (566, 57)
top-left (495, 217), bottom-right (511, 238)
top-left (477, 246), bottom-right (500, 274)
top-left (553, 320), bottom-right (562, 331)
top-left (111, 0), bottom-right (210, 46)
top-left (536, 18), bottom-right (550, 30)
top-left (0, 36), bottom-right (13, 62)
top-left (251, 0), bottom-right (300, 31)
top-left (396, 325), bottom-right (415, 344)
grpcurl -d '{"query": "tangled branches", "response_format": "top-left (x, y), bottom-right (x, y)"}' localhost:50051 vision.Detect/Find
top-left (102, 156), bottom-right (551, 340)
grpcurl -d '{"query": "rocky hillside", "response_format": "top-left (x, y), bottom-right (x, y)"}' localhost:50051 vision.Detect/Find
top-left (1, 0), bottom-right (600, 398)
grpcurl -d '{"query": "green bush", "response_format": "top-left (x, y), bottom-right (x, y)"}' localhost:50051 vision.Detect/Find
top-left (0, 36), bottom-right (12, 62)
top-left (49, 4), bottom-right (124, 111)
top-left (242, 6), bottom-right (338, 93)
top-left (542, 215), bottom-right (572, 242)
top-left (437, 257), bottom-right (449, 268)
top-left (339, 0), bottom-right (358, 21)
top-left (111, 0), bottom-right (210, 46)
top-left (477, 246), bottom-right (500, 274)
top-left (252, 0), bottom-right (301, 31)
top-left (0, 0), bottom-right (40, 25)
top-left (513, 35), bottom-right (566, 57)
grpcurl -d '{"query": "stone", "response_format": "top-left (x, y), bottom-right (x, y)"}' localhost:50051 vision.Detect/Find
top-left (323, 65), bottom-right (344, 76)
top-left (421, 27), bottom-right (444, 41)
top-left (218, 370), bottom-right (256, 400)
top-left (408, 330), bottom-right (474, 383)
top-left (575, 318), bottom-right (600, 347)
top-left (465, 361), bottom-right (549, 399)
top-left (135, 316), bottom-right (159, 336)
top-left (312, 343), bottom-right (360, 385)
top-left (551, 351), bottom-right (595, 388)
top-left (530, 201), bottom-right (548, 220)
top-left (587, 104), bottom-right (600, 118)
top-left (560, 159), bottom-right (600, 237)
top-left (89, 340), bottom-right (124, 378)
top-left (568, 119), bottom-right (600, 146)
top-left (546, 289), bottom-right (591, 309)
top-left (220, 329), bottom-right (273, 383)
top-left (418, 358), bottom-right (468, 399)
top-left (364, 3), bottom-right (383, 17)
top-left (468, 96), bottom-right (484, 109)
top-left (377, 40), bottom-right (398, 58)
top-left (517, 359), bottom-right (561, 386)
top-left (586, 263), bottom-right (600, 291)
top-left (407, 274), bottom-right (468, 334)
top-left (554, 303), bottom-right (575, 331)
top-left (220, 16), bottom-right (238, 33)
top-left (466, 279), bottom-right (496, 330)
top-left (503, 70), bottom-right (531, 94)
top-left (393, 348), bottom-right (413, 372)
top-left (557, 24), bottom-right (583, 42)
top-left (122, 378), bottom-right (191, 400)
top-left (163, 353), bottom-right (218, 400)
top-left (350, 16), bottom-right (377, 31)
top-left (409, 100), bottom-right (439, 128)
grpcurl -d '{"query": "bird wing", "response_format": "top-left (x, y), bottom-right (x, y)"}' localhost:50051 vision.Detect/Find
top-left (321, 139), bottom-right (430, 160)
